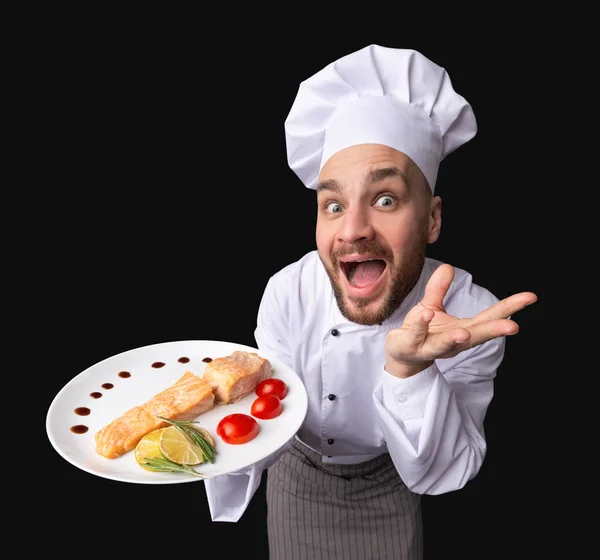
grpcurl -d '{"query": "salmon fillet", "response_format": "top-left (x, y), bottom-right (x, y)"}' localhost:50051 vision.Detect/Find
top-left (94, 371), bottom-right (215, 459)
top-left (202, 351), bottom-right (273, 404)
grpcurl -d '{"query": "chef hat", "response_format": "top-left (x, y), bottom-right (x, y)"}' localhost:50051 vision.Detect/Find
top-left (284, 44), bottom-right (477, 192)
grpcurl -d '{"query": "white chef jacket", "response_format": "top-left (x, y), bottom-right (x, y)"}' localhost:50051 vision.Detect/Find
top-left (204, 252), bottom-right (504, 522)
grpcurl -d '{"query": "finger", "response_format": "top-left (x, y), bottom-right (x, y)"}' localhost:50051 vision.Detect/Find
top-left (421, 264), bottom-right (454, 310)
top-left (438, 327), bottom-right (472, 352)
top-left (472, 292), bottom-right (538, 323)
top-left (409, 307), bottom-right (435, 343)
top-left (464, 319), bottom-right (520, 347)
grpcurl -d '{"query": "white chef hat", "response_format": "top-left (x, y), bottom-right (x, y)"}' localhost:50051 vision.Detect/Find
top-left (284, 44), bottom-right (477, 192)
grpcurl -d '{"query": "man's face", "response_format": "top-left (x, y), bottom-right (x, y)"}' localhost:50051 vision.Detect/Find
top-left (316, 144), bottom-right (441, 326)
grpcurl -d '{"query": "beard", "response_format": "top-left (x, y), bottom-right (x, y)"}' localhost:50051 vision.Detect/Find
top-left (319, 232), bottom-right (427, 326)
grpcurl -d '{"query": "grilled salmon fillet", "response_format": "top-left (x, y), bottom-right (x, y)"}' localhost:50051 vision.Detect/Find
top-left (202, 351), bottom-right (273, 404)
top-left (94, 371), bottom-right (215, 459)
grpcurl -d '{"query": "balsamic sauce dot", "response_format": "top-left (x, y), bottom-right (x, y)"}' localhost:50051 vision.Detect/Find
top-left (70, 425), bottom-right (89, 434)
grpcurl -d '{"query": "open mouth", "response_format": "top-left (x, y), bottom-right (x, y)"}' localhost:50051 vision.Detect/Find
top-left (340, 258), bottom-right (387, 288)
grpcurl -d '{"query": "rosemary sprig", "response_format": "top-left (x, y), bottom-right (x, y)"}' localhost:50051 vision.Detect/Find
top-left (157, 416), bottom-right (217, 464)
top-left (140, 456), bottom-right (207, 478)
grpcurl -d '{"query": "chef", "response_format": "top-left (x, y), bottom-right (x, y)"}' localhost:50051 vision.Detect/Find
top-left (204, 44), bottom-right (537, 560)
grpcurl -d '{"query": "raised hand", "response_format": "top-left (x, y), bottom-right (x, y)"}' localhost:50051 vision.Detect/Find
top-left (384, 264), bottom-right (538, 378)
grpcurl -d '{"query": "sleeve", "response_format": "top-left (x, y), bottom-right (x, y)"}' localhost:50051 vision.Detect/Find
top-left (204, 275), bottom-right (295, 522)
top-left (204, 438), bottom-right (294, 522)
top-left (372, 335), bottom-right (505, 495)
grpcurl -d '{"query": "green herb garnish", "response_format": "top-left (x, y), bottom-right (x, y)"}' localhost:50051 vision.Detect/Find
top-left (157, 416), bottom-right (217, 464)
top-left (140, 456), bottom-right (207, 478)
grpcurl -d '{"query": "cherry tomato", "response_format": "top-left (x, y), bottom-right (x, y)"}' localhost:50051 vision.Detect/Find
top-left (256, 378), bottom-right (288, 400)
top-left (216, 413), bottom-right (259, 444)
top-left (251, 394), bottom-right (284, 420)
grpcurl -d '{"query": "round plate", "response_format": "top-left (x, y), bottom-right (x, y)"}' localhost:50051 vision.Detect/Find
top-left (46, 340), bottom-right (308, 484)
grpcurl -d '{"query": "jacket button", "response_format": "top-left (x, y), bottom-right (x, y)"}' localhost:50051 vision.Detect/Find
top-left (328, 394), bottom-right (336, 401)
top-left (327, 438), bottom-right (334, 445)
top-left (331, 329), bottom-right (339, 336)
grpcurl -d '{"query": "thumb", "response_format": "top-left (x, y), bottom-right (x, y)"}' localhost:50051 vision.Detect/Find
top-left (421, 264), bottom-right (454, 310)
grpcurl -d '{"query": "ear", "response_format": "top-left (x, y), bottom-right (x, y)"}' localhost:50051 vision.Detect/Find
top-left (427, 195), bottom-right (442, 243)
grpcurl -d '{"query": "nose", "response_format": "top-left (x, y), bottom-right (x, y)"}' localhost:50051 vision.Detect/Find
top-left (337, 206), bottom-right (375, 244)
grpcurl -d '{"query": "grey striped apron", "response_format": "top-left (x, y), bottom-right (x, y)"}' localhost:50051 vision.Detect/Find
top-left (266, 438), bottom-right (423, 560)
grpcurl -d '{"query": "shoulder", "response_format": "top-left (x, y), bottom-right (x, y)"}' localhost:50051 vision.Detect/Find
top-left (261, 250), bottom-right (329, 304)
top-left (267, 250), bottom-right (324, 287)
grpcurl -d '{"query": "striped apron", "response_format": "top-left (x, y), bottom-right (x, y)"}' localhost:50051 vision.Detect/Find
top-left (266, 438), bottom-right (423, 559)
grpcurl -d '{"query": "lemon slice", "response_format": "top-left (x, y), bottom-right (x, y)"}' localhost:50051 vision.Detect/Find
top-left (190, 426), bottom-right (215, 448)
top-left (189, 426), bottom-right (216, 462)
top-left (135, 427), bottom-right (168, 471)
top-left (158, 425), bottom-right (204, 465)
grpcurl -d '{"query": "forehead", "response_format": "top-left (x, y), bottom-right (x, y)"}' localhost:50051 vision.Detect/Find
top-left (318, 144), bottom-right (423, 192)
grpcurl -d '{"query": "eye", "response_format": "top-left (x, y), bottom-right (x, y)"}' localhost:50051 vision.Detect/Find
top-left (326, 201), bottom-right (344, 214)
top-left (374, 195), bottom-right (396, 208)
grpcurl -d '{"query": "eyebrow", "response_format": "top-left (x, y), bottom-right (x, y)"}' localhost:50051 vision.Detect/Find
top-left (316, 166), bottom-right (408, 193)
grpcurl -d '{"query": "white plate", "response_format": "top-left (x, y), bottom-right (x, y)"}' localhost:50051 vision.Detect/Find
top-left (46, 340), bottom-right (308, 484)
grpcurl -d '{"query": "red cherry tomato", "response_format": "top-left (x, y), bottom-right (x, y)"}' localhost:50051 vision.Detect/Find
top-left (255, 378), bottom-right (288, 400)
top-left (216, 413), bottom-right (259, 444)
top-left (251, 394), bottom-right (284, 420)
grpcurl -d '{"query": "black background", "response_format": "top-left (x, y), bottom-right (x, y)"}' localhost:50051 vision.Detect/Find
top-left (28, 11), bottom-right (560, 560)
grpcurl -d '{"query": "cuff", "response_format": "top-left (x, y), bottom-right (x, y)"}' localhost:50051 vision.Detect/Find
top-left (382, 363), bottom-right (438, 420)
